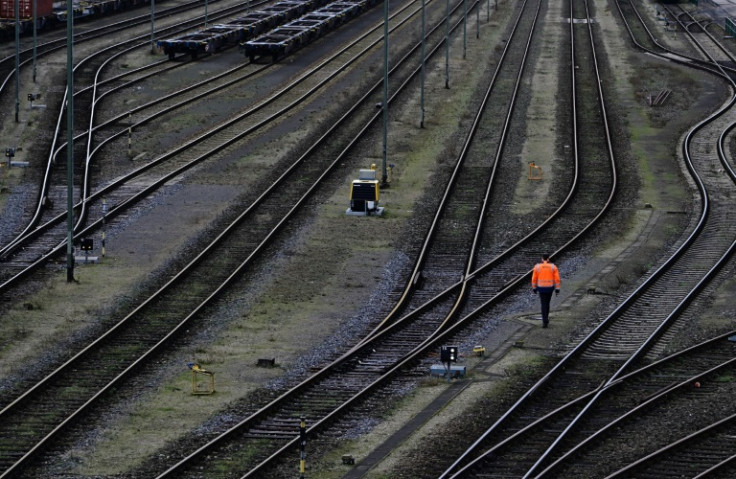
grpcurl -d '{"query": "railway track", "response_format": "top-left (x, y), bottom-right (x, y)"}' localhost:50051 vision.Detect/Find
top-left (0, 0), bottom-right (505, 475)
top-left (140, 0), bottom-right (632, 474)
top-left (0, 0), bottom-right (279, 264)
top-left (2, 0), bottom-right (617, 474)
top-left (1, 0), bottom-right (732, 476)
top-left (0, 0), bottom-right (256, 96)
top-left (0, 0), bottom-right (424, 287)
top-left (436, 0), bottom-right (736, 476)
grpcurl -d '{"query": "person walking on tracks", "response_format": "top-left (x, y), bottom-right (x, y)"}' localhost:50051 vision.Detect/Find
top-left (532, 254), bottom-right (561, 328)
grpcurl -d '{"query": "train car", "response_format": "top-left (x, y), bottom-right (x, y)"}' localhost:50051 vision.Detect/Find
top-left (0, 0), bottom-right (150, 40)
top-left (0, 0), bottom-right (53, 19)
top-left (241, 23), bottom-right (316, 62)
top-left (157, 10), bottom-right (283, 59)
top-left (158, 0), bottom-right (324, 60)
top-left (241, 0), bottom-right (373, 62)
top-left (260, 1), bottom-right (308, 20)
top-left (316, 2), bottom-right (360, 21)
top-left (285, 12), bottom-right (337, 36)
top-left (157, 24), bottom-right (243, 59)
top-left (159, 0), bottom-right (378, 62)
top-left (0, 0), bottom-right (54, 37)
top-left (56, 0), bottom-right (150, 21)
top-left (219, 11), bottom-right (280, 40)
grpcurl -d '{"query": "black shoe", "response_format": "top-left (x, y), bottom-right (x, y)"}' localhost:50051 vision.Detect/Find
top-left (542, 322), bottom-right (548, 328)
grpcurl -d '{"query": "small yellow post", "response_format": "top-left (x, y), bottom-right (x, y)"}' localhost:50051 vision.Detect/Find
top-left (189, 364), bottom-right (215, 395)
top-left (528, 162), bottom-right (543, 180)
top-left (299, 416), bottom-right (307, 478)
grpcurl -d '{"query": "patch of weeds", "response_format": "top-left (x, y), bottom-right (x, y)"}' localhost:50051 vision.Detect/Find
top-left (418, 377), bottom-right (442, 387)
top-left (9, 326), bottom-right (28, 340)
top-left (22, 301), bottom-right (41, 310)
top-left (633, 261), bottom-right (652, 277)
top-left (194, 350), bottom-right (213, 364)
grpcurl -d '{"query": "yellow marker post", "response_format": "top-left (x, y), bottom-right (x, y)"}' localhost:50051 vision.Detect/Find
top-left (189, 363), bottom-right (215, 395)
top-left (528, 162), bottom-right (543, 180)
top-left (299, 415), bottom-right (307, 478)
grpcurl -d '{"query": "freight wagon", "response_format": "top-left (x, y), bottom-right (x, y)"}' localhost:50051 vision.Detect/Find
top-left (0, 0), bottom-right (150, 40)
top-left (157, 0), bottom-right (329, 59)
top-left (157, 10), bottom-right (279, 59)
top-left (242, 0), bottom-right (377, 62)
top-left (0, 0), bottom-right (53, 36)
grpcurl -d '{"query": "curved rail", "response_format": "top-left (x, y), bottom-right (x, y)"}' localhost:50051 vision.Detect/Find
top-left (0, 0), bottom-right (479, 475)
top-left (0, 0), bottom-right (273, 257)
top-left (0, 0), bottom-right (422, 288)
top-left (444, 0), bottom-right (736, 476)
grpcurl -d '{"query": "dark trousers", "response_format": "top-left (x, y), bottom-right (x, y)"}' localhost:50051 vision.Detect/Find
top-left (538, 290), bottom-right (553, 324)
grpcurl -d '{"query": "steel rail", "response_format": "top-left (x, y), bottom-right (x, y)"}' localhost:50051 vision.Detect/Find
top-left (665, 3), bottom-right (736, 80)
top-left (357, 0), bottom-right (548, 341)
top-left (523, 4), bottom-right (736, 476)
top-left (0, 0), bottom-right (272, 255)
top-left (604, 412), bottom-right (736, 477)
top-left (0, 43), bottom-right (176, 259)
top-left (154, 0), bottom-right (544, 475)
top-left (438, 0), bottom-right (597, 472)
top-left (692, 452), bottom-right (736, 478)
top-left (448, 2), bottom-right (732, 470)
top-left (539, 352), bottom-right (736, 477)
top-left (446, 1), bottom-right (736, 476)
top-left (0, 0), bottom-right (472, 474)
top-left (440, 3), bottom-right (700, 477)
top-left (441, 325), bottom-right (736, 476)
top-left (155, 0), bottom-right (618, 474)
top-left (615, 0), bottom-right (729, 79)
top-left (0, 0), bottom-right (423, 285)
top-left (0, 0), bottom-right (249, 96)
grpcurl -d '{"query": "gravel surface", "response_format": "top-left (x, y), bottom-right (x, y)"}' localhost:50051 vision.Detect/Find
top-left (1, 0), bottom-right (736, 477)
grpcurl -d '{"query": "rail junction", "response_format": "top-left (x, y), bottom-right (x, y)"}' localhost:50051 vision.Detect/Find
top-left (1, 0), bottom-right (736, 477)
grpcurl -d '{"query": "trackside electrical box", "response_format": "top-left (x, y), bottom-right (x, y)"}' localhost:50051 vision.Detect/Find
top-left (347, 168), bottom-right (384, 216)
top-left (430, 364), bottom-right (466, 378)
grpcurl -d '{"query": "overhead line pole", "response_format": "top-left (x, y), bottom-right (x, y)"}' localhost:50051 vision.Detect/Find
top-left (33, 0), bottom-right (37, 81)
top-left (66, 0), bottom-right (75, 282)
top-left (445, 0), bottom-right (450, 88)
top-left (420, 0), bottom-right (425, 128)
top-left (14, 0), bottom-right (19, 122)
top-left (382, 0), bottom-right (389, 184)
top-left (151, 0), bottom-right (156, 53)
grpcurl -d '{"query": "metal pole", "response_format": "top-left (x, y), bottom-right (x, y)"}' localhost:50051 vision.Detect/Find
top-left (128, 114), bottom-right (132, 157)
top-left (101, 198), bottom-right (107, 257)
top-left (33, 0), bottom-right (37, 82)
top-left (445, 0), bottom-right (450, 88)
top-left (462, 0), bottom-right (466, 59)
top-left (15, 0), bottom-right (19, 122)
top-left (299, 416), bottom-right (306, 479)
top-left (420, 0), bottom-right (425, 128)
top-left (66, 0), bottom-right (75, 282)
top-left (205, 0), bottom-right (208, 27)
top-left (476, 0), bottom-right (479, 38)
top-left (381, 0), bottom-right (388, 184)
top-left (150, 0), bottom-right (155, 53)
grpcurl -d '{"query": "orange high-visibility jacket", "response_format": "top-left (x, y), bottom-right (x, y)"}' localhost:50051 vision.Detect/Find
top-left (532, 261), bottom-right (561, 290)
